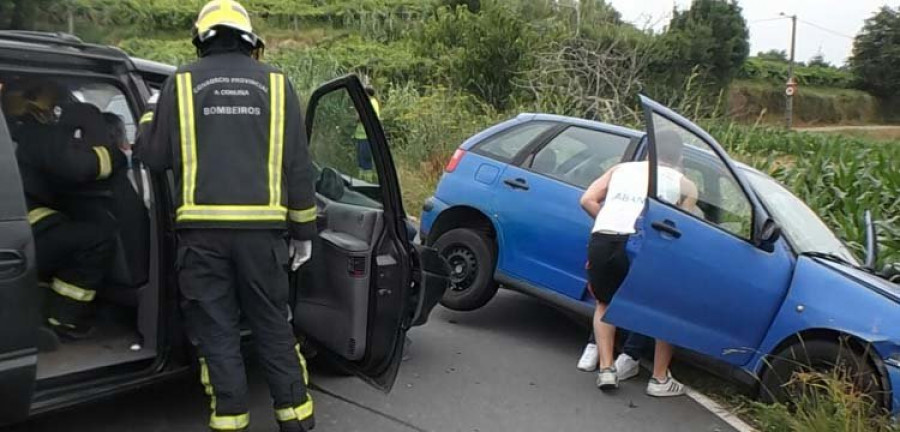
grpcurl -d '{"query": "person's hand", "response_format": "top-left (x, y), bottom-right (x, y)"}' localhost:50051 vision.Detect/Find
top-left (288, 239), bottom-right (312, 271)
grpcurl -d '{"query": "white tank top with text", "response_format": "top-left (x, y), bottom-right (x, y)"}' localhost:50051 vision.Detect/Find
top-left (592, 161), bottom-right (683, 235)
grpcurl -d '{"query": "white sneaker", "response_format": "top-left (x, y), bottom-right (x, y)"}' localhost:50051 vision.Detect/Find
top-left (646, 374), bottom-right (686, 397)
top-left (614, 353), bottom-right (640, 381)
top-left (596, 367), bottom-right (618, 390)
top-left (577, 343), bottom-right (598, 372)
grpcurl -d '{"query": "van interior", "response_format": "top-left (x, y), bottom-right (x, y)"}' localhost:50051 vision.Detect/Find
top-left (0, 72), bottom-right (161, 385)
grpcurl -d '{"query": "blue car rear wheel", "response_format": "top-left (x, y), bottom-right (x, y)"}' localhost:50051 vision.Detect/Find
top-left (434, 228), bottom-right (498, 311)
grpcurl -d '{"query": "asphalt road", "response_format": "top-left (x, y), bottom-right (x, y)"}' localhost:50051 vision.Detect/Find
top-left (11, 290), bottom-right (735, 432)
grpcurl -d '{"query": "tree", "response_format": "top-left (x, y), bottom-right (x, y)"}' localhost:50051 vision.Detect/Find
top-left (0, 0), bottom-right (61, 30)
top-left (807, 53), bottom-right (831, 68)
top-left (657, 0), bottom-right (750, 90)
top-left (850, 6), bottom-right (900, 100)
top-left (416, 1), bottom-right (539, 109)
top-left (758, 49), bottom-right (788, 62)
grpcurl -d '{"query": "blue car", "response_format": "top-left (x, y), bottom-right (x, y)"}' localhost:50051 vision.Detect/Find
top-left (420, 95), bottom-right (900, 411)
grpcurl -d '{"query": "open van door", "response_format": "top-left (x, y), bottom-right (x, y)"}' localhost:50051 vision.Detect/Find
top-left (0, 106), bottom-right (40, 425)
top-left (293, 75), bottom-right (417, 391)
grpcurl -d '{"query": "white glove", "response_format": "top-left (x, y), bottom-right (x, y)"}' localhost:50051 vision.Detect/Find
top-left (289, 240), bottom-right (312, 271)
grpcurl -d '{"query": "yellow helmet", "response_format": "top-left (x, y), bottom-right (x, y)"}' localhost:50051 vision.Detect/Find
top-left (192, 0), bottom-right (263, 49)
top-left (2, 81), bottom-right (60, 124)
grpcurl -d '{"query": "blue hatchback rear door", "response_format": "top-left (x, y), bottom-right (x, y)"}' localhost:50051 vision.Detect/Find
top-left (603, 96), bottom-right (793, 366)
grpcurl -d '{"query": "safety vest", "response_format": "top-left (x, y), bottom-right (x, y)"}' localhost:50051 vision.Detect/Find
top-left (354, 97), bottom-right (380, 140)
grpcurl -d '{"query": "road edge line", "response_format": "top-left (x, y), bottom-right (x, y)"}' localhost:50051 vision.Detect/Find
top-left (684, 387), bottom-right (758, 432)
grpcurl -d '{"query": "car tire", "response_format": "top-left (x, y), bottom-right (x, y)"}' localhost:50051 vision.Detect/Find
top-left (759, 338), bottom-right (884, 410)
top-left (434, 228), bottom-right (498, 312)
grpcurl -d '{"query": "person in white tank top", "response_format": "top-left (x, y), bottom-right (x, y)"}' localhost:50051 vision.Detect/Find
top-left (577, 129), bottom-right (699, 396)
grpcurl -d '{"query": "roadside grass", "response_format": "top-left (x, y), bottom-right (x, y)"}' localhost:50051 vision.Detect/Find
top-left (674, 357), bottom-right (899, 432)
top-left (746, 370), bottom-right (898, 432)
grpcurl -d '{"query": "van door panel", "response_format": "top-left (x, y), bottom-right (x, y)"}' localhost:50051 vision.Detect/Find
top-left (0, 108), bottom-right (39, 425)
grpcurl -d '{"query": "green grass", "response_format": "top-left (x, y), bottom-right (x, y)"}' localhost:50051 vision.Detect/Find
top-left (729, 80), bottom-right (881, 126)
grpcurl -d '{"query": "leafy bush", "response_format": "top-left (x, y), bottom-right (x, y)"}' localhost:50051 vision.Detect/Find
top-left (379, 84), bottom-right (501, 211)
top-left (740, 58), bottom-right (856, 89)
top-left (414, 2), bottom-right (542, 109)
top-left (50, 0), bottom-right (437, 32)
top-left (729, 80), bottom-right (880, 125)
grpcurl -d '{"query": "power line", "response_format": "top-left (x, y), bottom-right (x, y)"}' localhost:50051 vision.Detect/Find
top-left (749, 16), bottom-right (788, 24)
top-left (798, 18), bottom-right (855, 39)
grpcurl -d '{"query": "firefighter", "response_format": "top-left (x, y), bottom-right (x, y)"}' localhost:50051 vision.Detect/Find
top-left (136, 1), bottom-right (316, 430)
top-left (353, 82), bottom-right (380, 182)
top-left (3, 80), bottom-right (122, 338)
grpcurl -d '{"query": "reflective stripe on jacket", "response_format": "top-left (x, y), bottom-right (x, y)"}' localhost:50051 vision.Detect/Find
top-left (138, 52), bottom-right (317, 240)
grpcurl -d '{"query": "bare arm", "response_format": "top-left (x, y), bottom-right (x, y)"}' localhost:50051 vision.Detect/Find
top-left (580, 165), bottom-right (617, 219)
top-left (679, 177), bottom-right (702, 217)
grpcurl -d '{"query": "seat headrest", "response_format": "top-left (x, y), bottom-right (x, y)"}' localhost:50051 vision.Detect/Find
top-left (58, 102), bottom-right (107, 147)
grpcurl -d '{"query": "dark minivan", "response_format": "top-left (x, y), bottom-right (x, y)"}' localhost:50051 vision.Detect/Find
top-left (0, 31), bottom-right (447, 426)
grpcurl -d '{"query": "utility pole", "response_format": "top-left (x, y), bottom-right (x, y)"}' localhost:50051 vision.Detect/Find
top-left (782, 13), bottom-right (798, 129)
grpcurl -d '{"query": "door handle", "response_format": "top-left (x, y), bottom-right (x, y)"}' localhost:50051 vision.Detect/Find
top-left (0, 249), bottom-right (26, 279)
top-left (503, 178), bottom-right (530, 191)
top-left (651, 220), bottom-right (682, 238)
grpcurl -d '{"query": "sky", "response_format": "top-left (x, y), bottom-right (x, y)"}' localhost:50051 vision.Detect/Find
top-left (606, 0), bottom-right (888, 66)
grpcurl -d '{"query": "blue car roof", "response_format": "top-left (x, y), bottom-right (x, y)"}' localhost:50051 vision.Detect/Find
top-left (459, 113), bottom-right (643, 151)
top-left (460, 112), bottom-right (766, 177)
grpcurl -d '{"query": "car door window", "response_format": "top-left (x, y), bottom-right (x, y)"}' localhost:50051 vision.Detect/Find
top-left (307, 90), bottom-right (383, 208)
top-left (473, 121), bottom-right (553, 163)
top-left (531, 126), bottom-right (632, 188)
top-left (651, 113), bottom-right (753, 240)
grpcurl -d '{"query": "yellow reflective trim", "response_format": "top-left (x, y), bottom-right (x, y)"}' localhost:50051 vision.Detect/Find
top-left (371, 97), bottom-right (381, 118)
top-left (268, 73), bottom-right (285, 207)
top-left (140, 111), bottom-right (154, 124)
top-left (196, 2), bottom-right (252, 35)
top-left (176, 205), bottom-right (287, 222)
top-left (177, 73), bottom-right (198, 207)
top-left (51, 278), bottom-right (96, 302)
top-left (199, 357), bottom-right (217, 410)
top-left (92, 146), bottom-right (112, 179)
top-left (288, 207), bottom-right (317, 224)
top-left (209, 412), bottom-right (249, 431)
top-left (28, 207), bottom-right (57, 225)
top-left (47, 317), bottom-right (76, 329)
top-left (294, 344), bottom-right (309, 385)
top-left (274, 397), bottom-right (313, 422)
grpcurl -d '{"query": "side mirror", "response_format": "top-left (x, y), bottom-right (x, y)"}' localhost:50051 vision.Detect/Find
top-left (864, 210), bottom-right (878, 269)
top-left (756, 218), bottom-right (781, 253)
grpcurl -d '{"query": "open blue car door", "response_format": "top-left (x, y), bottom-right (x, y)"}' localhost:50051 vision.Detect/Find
top-left (603, 95), bottom-right (793, 366)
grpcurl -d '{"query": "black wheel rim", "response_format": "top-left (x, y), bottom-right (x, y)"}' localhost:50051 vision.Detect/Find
top-left (444, 245), bottom-right (478, 292)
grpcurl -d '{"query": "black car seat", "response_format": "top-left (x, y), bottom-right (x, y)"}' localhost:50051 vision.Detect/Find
top-left (58, 103), bottom-right (150, 304)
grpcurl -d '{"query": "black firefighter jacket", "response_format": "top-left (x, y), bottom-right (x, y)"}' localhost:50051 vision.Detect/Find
top-left (137, 51), bottom-right (317, 240)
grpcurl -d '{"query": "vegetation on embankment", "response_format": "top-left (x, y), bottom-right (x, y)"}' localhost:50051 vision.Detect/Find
top-left (729, 80), bottom-right (881, 126)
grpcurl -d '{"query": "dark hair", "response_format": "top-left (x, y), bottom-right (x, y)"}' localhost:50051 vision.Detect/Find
top-left (102, 112), bottom-right (126, 146)
top-left (655, 129), bottom-right (684, 166)
top-left (196, 28), bottom-right (253, 58)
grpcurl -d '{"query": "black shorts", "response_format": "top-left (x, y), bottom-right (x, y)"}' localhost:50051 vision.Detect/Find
top-left (586, 233), bottom-right (630, 304)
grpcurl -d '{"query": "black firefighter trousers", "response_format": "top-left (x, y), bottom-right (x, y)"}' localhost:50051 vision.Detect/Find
top-left (35, 218), bottom-right (114, 331)
top-left (176, 230), bottom-right (313, 431)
